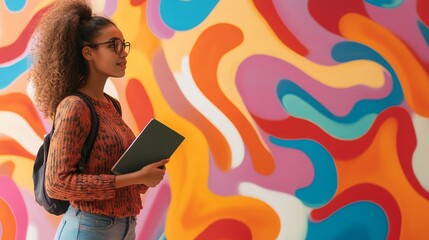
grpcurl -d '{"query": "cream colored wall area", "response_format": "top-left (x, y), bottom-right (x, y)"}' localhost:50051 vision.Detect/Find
top-left (1, 0), bottom-right (429, 239)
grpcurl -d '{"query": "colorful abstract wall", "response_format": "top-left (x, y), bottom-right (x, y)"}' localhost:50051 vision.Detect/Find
top-left (1, 0), bottom-right (429, 239)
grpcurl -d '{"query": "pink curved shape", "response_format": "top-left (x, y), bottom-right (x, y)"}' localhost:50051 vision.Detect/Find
top-left (137, 179), bottom-right (171, 240)
top-left (147, 0), bottom-right (174, 39)
top-left (237, 55), bottom-right (392, 118)
top-left (0, 176), bottom-right (28, 240)
top-left (366, 1), bottom-right (429, 66)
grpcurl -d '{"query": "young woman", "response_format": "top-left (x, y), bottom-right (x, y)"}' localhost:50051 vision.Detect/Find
top-left (30, 0), bottom-right (168, 239)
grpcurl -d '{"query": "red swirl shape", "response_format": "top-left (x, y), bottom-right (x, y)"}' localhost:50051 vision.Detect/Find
top-left (311, 183), bottom-right (401, 240)
top-left (308, 0), bottom-right (368, 35)
top-left (0, 5), bottom-right (52, 64)
top-left (252, 0), bottom-right (307, 56)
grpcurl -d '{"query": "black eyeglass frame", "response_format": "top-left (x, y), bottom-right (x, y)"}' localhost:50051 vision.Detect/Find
top-left (86, 38), bottom-right (131, 55)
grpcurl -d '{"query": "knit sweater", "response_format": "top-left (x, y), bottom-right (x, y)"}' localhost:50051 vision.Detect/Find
top-left (45, 94), bottom-right (148, 217)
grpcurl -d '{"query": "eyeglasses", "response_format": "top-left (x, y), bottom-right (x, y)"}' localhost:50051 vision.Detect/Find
top-left (87, 38), bottom-right (130, 55)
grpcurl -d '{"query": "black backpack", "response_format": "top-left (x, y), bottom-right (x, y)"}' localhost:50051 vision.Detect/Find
top-left (33, 92), bottom-right (120, 215)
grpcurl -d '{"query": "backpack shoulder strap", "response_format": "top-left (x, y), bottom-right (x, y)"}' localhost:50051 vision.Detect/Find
top-left (70, 92), bottom-right (100, 172)
top-left (104, 93), bottom-right (122, 116)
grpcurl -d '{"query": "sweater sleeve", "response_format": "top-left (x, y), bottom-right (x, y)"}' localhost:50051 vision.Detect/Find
top-left (138, 184), bottom-right (149, 194)
top-left (45, 96), bottom-right (116, 201)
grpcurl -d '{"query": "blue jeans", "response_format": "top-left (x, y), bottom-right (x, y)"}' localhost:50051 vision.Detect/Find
top-left (54, 205), bottom-right (137, 240)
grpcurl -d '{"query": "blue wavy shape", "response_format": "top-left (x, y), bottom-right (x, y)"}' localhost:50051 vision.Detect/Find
top-left (278, 80), bottom-right (377, 139)
top-left (4, 0), bottom-right (26, 12)
top-left (418, 21), bottom-right (429, 47)
top-left (364, 0), bottom-right (403, 8)
top-left (277, 42), bottom-right (403, 126)
top-left (283, 95), bottom-right (377, 139)
top-left (306, 201), bottom-right (388, 240)
top-left (332, 41), bottom-right (404, 111)
top-left (270, 137), bottom-right (337, 207)
top-left (160, 0), bottom-right (219, 31)
top-left (0, 55), bottom-right (32, 89)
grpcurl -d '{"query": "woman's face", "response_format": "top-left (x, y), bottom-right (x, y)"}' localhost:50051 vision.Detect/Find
top-left (86, 25), bottom-right (129, 79)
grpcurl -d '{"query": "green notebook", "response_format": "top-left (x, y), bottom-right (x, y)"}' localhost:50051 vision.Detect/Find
top-left (111, 118), bottom-right (185, 175)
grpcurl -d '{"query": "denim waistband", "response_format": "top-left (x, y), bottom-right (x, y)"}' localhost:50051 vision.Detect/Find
top-left (69, 205), bottom-right (136, 223)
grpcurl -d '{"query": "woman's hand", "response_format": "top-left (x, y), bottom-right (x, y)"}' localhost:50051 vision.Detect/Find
top-left (135, 159), bottom-right (169, 187)
top-left (114, 159), bottom-right (169, 188)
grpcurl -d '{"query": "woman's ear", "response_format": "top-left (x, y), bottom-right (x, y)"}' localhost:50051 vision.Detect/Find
top-left (82, 46), bottom-right (93, 60)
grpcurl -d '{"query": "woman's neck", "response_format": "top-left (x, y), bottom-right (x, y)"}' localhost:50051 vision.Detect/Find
top-left (78, 80), bottom-right (108, 102)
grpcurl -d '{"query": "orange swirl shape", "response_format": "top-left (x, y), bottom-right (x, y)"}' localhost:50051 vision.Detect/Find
top-left (0, 199), bottom-right (16, 240)
top-left (0, 93), bottom-right (45, 158)
top-left (0, 138), bottom-right (33, 159)
top-left (339, 13), bottom-right (429, 117)
top-left (0, 93), bottom-right (46, 137)
top-left (167, 190), bottom-right (280, 239)
top-left (189, 23), bottom-right (274, 175)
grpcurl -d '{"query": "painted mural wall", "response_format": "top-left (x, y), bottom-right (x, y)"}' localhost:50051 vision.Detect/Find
top-left (1, 0), bottom-right (429, 239)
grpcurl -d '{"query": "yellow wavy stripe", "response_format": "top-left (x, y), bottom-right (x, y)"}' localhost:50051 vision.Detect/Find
top-left (0, 156), bottom-right (34, 193)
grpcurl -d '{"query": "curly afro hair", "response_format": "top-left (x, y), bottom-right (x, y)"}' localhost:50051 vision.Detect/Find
top-left (29, 0), bottom-right (115, 119)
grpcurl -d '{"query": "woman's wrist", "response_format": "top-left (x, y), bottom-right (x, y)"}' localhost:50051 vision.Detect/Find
top-left (114, 171), bottom-right (140, 188)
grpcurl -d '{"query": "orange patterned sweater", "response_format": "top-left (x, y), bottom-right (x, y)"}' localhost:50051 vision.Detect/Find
top-left (45, 94), bottom-right (148, 217)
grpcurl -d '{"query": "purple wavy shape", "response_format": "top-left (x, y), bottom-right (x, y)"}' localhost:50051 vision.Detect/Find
top-left (103, 0), bottom-right (118, 17)
top-left (236, 55), bottom-right (392, 118)
top-left (208, 132), bottom-right (315, 196)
